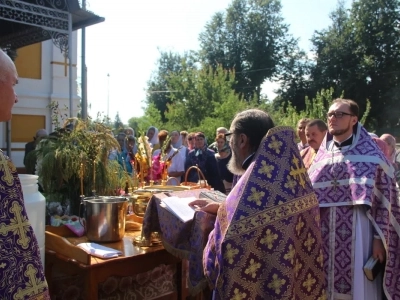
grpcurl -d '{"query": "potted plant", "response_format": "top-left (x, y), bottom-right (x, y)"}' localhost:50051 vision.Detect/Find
top-left (35, 117), bottom-right (133, 216)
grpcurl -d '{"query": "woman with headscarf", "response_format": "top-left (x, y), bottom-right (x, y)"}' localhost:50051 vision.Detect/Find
top-left (146, 126), bottom-right (160, 152)
top-left (120, 135), bottom-right (137, 174)
top-left (170, 130), bottom-right (187, 162)
top-left (180, 131), bottom-right (188, 147)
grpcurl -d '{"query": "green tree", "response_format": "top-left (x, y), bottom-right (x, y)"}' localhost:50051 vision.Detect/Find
top-left (273, 88), bottom-right (371, 129)
top-left (146, 50), bottom-right (197, 122)
top-left (310, 0), bottom-right (400, 129)
top-left (199, 0), bottom-right (296, 101)
top-left (162, 63), bottom-right (250, 140)
top-left (274, 48), bottom-right (314, 112)
top-left (113, 112), bottom-right (124, 134)
top-left (127, 103), bottom-right (164, 133)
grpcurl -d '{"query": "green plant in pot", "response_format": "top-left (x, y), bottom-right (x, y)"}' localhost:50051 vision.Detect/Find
top-left (35, 117), bottom-right (134, 216)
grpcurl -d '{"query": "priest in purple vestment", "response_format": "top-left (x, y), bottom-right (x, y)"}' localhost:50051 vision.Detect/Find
top-left (308, 98), bottom-right (400, 300)
top-left (0, 50), bottom-right (50, 299)
top-left (195, 109), bottom-right (326, 299)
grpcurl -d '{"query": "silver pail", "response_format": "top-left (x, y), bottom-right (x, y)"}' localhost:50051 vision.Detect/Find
top-left (83, 196), bottom-right (128, 242)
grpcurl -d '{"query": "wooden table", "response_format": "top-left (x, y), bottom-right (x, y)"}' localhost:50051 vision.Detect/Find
top-left (45, 226), bottom-right (182, 300)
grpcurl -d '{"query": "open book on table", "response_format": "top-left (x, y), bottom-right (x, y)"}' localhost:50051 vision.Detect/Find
top-left (160, 196), bottom-right (197, 223)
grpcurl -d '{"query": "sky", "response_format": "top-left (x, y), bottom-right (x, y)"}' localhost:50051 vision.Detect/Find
top-left (79, 0), bottom-right (347, 123)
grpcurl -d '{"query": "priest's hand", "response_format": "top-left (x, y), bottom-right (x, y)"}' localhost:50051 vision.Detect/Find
top-left (188, 199), bottom-right (220, 215)
top-left (372, 238), bottom-right (386, 263)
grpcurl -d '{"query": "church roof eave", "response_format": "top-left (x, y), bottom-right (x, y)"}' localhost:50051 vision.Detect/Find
top-left (0, 0), bottom-right (104, 49)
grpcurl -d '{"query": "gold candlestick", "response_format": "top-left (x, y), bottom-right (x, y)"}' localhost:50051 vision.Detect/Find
top-left (79, 162), bottom-right (84, 196)
top-left (92, 159), bottom-right (96, 195)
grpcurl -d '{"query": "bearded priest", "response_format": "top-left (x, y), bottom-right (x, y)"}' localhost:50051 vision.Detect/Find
top-left (193, 109), bottom-right (326, 299)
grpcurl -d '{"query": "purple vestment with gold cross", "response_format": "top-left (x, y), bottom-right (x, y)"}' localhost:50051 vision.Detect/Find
top-left (203, 126), bottom-right (326, 299)
top-left (0, 151), bottom-right (50, 299)
top-left (308, 123), bottom-right (400, 299)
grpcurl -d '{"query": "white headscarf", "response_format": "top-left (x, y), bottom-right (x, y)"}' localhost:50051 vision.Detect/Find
top-left (146, 126), bottom-right (159, 146)
top-left (171, 130), bottom-right (182, 148)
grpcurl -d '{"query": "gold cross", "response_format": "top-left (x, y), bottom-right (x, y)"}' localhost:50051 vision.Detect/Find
top-left (289, 155), bottom-right (308, 188)
top-left (0, 153), bottom-right (14, 186)
top-left (15, 264), bottom-right (48, 299)
top-left (50, 56), bottom-right (76, 76)
top-left (0, 201), bottom-right (31, 249)
top-left (331, 178), bottom-right (340, 191)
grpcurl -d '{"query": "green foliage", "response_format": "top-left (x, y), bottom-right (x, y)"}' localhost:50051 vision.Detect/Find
top-left (48, 101), bottom-right (69, 130)
top-left (128, 103), bottom-right (164, 134)
top-left (113, 112), bottom-right (124, 134)
top-left (272, 88), bottom-right (371, 129)
top-left (35, 117), bottom-right (133, 214)
top-left (146, 50), bottom-right (197, 122)
top-left (308, 0), bottom-right (400, 128)
top-left (163, 63), bottom-right (250, 140)
top-left (199, 0), bottom-right (296, 100)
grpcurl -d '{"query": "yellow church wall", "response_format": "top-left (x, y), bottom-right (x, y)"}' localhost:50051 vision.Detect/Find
top-left (14, 43), bottom-right (42, 79)
top-left (11, 114), bottom-right (46, 143)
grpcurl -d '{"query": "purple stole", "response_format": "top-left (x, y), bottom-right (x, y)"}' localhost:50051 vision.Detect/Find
top-left (0, 151), bottom-right (50, 299)
top-left (203, 127), bottom-right (326, 299)
top-left (308, 123), bottom-right (400, 299)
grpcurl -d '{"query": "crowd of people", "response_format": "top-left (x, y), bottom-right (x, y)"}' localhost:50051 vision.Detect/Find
top-left (190, 103), bottom-right (400, 299)
top-left (3, 47), bottom-right (400, 299)
top-left (108, 125), bottom-right (234, 194)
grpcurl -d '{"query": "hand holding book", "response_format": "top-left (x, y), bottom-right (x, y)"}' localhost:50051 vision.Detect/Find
top-left (363, 238), bottom-right (386, 281)
top-left (363, 256), bottom-right (383, 281)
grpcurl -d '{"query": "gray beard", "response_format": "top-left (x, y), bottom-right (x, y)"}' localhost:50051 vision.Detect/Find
top-left (227, 152), bottom-right (245, 176)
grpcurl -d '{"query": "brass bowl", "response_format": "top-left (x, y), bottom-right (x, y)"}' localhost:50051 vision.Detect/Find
top-left (131, 195), bottom-right (151, 217)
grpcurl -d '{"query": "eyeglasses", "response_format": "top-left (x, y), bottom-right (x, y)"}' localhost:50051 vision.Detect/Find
top-left (188, 137), bottom-right (193, 141)
top-left (326, 111), bottom-right (354, 119)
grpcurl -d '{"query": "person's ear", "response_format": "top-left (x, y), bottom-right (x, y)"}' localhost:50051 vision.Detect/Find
top-left (238, 133), bottom-right (248, 149)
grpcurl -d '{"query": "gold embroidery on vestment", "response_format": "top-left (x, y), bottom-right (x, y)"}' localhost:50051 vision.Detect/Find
top-left (0, 153), bottom-right (15, 186)
top-left (268, 136), bottom-right (283, 154)
top-left (258, 161), bottom-right (274, 178)
top-left (303, 273), bottom-right (317, 292)
top-left (15, 264), bottom-right (47, 299)
top-left (232, 288), bottom-right (247, 300)
top-left (289, 155), bottom-right (308, 188)
top-left (245, 259), bottom-right (261, 278)
top-left (260, 229), bottom-right (278, 249)
top-left (296, 216), bottom-right (305, 236)
top-left (284, 244), bottom-right (296, 265)
top-left (0, 201), bottom-right (31, 249)
top-left (248, 187), bottom-right (265, 206)
top-left (284, 175), bottom-right (297, 193)
top-left (268, 274), bottom-right (286, 295)
top-left (224, 243), bottom-right (239, 264)
top-left (304, 233), bottom-right (316, 251)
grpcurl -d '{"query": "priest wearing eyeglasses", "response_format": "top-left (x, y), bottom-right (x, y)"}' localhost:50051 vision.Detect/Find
top-left (308, 98), bottom-right (400, 299)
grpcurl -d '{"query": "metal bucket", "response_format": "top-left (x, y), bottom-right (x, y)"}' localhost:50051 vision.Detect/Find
top-left (82, 196), bottom-right (128, 242)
